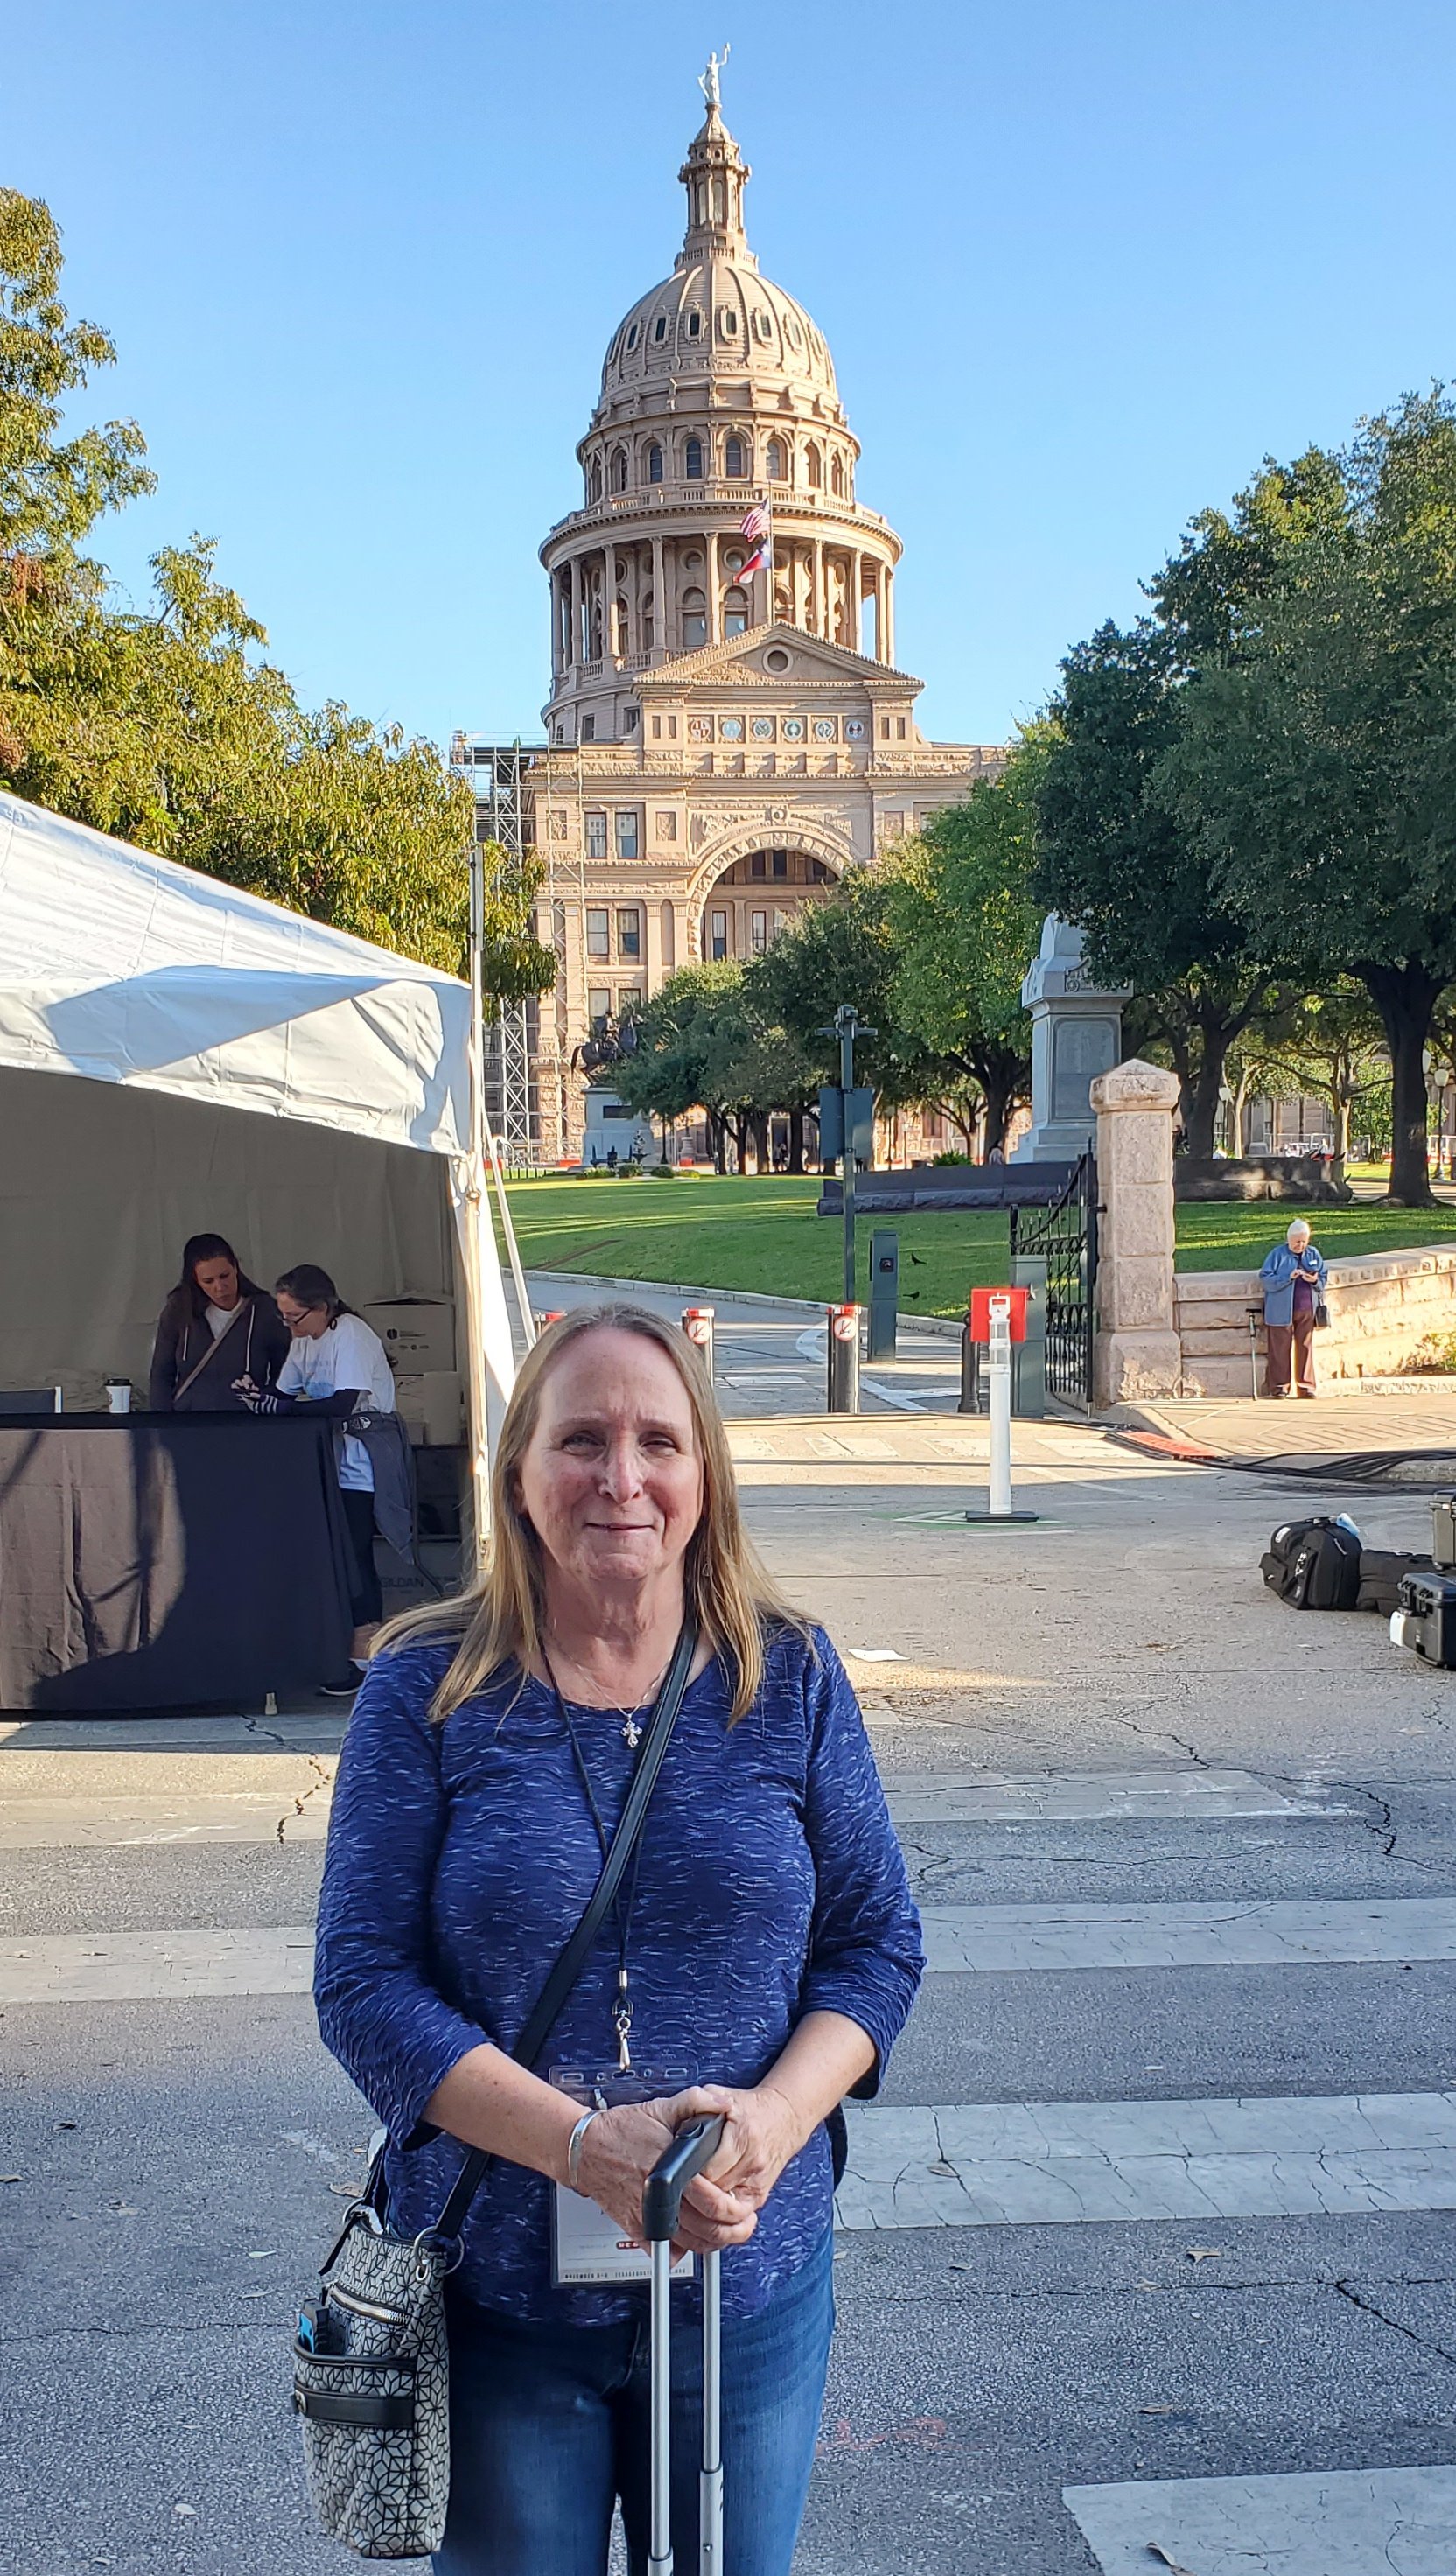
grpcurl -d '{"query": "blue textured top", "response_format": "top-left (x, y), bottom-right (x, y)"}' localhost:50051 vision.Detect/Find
top-left (1259, 1242), bottom-right (1326, 1326)
top-left (314, 1623), bottom-right (924, 2324)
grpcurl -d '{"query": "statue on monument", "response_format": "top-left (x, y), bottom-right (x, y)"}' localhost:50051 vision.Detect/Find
top-left (698, 45), bottom-right (730, 108)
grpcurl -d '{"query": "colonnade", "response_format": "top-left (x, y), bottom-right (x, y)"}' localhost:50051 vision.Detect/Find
top-left (550, 534), bottom-right (895, 674)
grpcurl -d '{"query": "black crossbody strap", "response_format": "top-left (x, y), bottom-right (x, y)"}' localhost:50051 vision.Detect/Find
top-left (430, 1618), bottom-right (697, 2245)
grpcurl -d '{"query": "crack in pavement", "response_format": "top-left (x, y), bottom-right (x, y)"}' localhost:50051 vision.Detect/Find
top-left (1333, 2278), bottom-right (1456, 2373)
top-left (275, 1756), bottom-right (332, 1844)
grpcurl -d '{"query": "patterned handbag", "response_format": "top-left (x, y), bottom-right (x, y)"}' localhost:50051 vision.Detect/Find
top-left (292, 1623), bottom-right (696, 2557)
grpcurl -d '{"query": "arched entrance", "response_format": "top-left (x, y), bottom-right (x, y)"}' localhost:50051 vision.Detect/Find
top-left (696, 846), bottom-right (841, 964)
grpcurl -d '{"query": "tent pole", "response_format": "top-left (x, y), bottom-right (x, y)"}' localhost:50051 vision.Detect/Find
top-left (486, 1125), bottom-right (536, 1356)
top-left (463, 837), bottom-right (494, 1574)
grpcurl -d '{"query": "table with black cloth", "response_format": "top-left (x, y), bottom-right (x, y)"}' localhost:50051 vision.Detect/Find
top-left (0, 1411), bottom-right (355, 1712)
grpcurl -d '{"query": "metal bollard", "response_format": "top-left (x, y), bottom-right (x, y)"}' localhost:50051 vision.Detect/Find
top-left (958, 1315), bottom-right (981, 1415)
top-left (682, 1306), bottom-right (716, 1380)
top-left (826, 1304), bottom-right (860, 1414)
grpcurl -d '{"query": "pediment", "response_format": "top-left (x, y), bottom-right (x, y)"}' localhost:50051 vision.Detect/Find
top-left (636, 621), bottom-right (922, 696)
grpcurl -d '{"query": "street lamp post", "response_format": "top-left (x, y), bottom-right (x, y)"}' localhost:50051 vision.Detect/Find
top-left (817, 1003), bottom-right (876, 1306)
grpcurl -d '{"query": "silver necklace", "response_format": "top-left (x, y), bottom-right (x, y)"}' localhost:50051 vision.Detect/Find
top-left (545, 1646), bottom-right (669, 1748)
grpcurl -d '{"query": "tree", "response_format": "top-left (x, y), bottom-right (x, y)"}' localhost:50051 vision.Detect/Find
top-left (0, 188), bottom-right (152, 558)
top-left (750, 866), bottom-right (953, 1116)
top-left (612, 962), bottom-right (749, 1166)
top-left (876, 732), bottom-right (1044, 1152)
top-left (0, 191), bottom-right (554, 994)
top-left (1162, 395), bottom-right (1456, 1203)
top-left (1035, 619), bottom-right (1284, 1156)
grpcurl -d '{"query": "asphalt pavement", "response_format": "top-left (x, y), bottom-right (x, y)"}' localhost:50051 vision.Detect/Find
top-left (3, 1367), bottom-right (1455, 2573)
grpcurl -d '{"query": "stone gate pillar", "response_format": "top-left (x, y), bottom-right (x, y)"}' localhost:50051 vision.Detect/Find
top-left (1090, 1059), bottom-right (1182, 1408)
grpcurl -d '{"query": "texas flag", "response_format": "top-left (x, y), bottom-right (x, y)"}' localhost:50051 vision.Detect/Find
top-left (739, 500), bottom-right (772, 577)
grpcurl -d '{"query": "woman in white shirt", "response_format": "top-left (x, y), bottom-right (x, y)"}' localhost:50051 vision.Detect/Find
top-left (240, 1264), bottom-right (396, 1694)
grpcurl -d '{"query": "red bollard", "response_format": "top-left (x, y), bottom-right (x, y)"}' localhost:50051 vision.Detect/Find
top-left (682, 1306), bottom-right (716, 1380)
top-left (827, 1304), bottom-right (860, 1414)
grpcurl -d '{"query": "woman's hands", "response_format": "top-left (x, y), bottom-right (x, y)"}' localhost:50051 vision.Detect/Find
top-left (570, 2082), bottom-right (808, 2256)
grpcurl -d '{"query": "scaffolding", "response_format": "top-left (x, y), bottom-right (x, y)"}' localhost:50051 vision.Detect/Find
top-left (450, 735), bottom-right (546, 1166)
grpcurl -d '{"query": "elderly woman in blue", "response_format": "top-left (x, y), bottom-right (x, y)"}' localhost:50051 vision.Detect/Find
top-left (314, 1302), bottom-right (923, 2576)
top-left (1259, 1217), bottom-right (1327, 1398)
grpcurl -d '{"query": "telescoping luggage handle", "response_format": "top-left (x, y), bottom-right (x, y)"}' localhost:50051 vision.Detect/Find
top-left (642, 2115), bottom-right (726, 2576)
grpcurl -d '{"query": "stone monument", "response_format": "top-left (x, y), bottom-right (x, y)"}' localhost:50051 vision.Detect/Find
top-left (1012, 915), bottom-right (1131, 1163)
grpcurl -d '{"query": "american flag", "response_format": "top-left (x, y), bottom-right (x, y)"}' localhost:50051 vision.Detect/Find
top-left (739, 499), bottom-right (772, 577)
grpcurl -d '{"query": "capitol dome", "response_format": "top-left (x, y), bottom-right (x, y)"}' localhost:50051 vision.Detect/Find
top-left (539, 80), bottom-right (905, 740)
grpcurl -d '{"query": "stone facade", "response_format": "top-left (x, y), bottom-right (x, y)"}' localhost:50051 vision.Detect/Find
top-left (500, 86), bottom-right (1003, 1160)
top-left (1090, 1060), bottom-right (1184, 1409)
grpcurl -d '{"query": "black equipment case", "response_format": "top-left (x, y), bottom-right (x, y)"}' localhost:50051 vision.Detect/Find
top-left (1392, 1571), bottom-right (1456, 1670)
top-left (1357, 1549), bottom-right (1438, 1615)
top-left (1432, 1494), bottom-right (1456, 1572)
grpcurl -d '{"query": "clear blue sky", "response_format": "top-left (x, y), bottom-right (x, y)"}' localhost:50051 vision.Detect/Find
top-left (10, 1), bottom-right (1456, 752)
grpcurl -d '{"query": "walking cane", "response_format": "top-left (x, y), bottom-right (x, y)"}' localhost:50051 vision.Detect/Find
top-left (1247, 1303), bottom-right (1263, 1403)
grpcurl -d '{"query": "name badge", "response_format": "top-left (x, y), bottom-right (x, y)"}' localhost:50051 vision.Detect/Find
top-left (550, 2063), bottom-right (696, 2288)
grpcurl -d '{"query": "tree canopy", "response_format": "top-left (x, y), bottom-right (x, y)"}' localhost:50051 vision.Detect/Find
top-left (0, 188), bottom-right (551, 997)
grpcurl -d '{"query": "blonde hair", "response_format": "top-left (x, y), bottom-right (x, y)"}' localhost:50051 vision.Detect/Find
top-left (376, 1303), bottom-right (808, 1723)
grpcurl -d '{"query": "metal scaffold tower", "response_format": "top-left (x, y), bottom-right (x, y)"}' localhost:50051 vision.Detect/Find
top-left (450, 734), bottom-right (547, 1167)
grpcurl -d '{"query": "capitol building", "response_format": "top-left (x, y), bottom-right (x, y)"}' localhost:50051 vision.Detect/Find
top-left (461, 73), bottom-right (1003, 1162)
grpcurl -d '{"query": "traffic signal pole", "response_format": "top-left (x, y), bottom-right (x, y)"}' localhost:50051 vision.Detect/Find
top-left (818, 1002), bottom-right (876, 1306)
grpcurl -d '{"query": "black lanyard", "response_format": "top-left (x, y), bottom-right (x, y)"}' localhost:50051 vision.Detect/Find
top-left (544, 1660), bottom-right (661, 2070)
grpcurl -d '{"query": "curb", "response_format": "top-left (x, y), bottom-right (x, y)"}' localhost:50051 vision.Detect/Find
top-left (525, 1270), bottom-right (963, 1340)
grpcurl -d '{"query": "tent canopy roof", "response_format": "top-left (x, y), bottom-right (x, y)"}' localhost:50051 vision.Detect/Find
top-left (0, 791), bottom-right (471, 1156)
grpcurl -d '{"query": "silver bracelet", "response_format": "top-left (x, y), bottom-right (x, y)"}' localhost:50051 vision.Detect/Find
top-left (566, 2108), bottom-right (600, 2191)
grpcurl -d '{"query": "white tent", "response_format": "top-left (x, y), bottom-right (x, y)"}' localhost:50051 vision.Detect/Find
top-left (0, 790), bottom-right (515, 1526)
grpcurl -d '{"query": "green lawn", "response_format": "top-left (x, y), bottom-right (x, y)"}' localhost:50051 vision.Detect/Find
top-left (503, 1172), bottom-right (1456, 1317)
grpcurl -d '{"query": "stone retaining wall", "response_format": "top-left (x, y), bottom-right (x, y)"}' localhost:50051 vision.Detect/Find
top-left (1173, 1246), bottom-right (1456, 1395)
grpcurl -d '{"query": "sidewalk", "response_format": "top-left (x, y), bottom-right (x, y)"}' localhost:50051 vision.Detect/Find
top-left (1113, 1387), bottom-right (1456, 1474)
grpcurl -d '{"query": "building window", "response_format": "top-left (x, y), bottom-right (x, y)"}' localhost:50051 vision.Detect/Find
top-left (725, 433), bottom-right (746, 478)
top-left (588, 986), bottom-right (612, 1029)
top-left (879, 716), bottom-right (890, 739)
top-left (682, 586), bottom-right (707, 648)
top-left (753, 310), bottom-right (773, 341)
top-left (723, 587), bottom-right (749, 636)
top-left (806, 443), bottom-right (822, 489)
top-left (623, 706), bottom-right (639, 732)
top-left (686, 310), bottom-right (703, 340)
top-left (626, 322), bottom-right (640, 351)
top-left (766, 438), bottom-right (785, 480)
top-left (720, 308), bottom-right (738, 336)
top-left (609, 447), bottom-right (627, 494)
top-left (614, 813), bottom-right (640, 862)
top-left (897, 716), bottom-right (906, 738)
top-left (684, 435), bottom-right (704, 480)
top-left (617, 906), bottom-right (641, 957)
top-left (653, 315), bottom-right (668, 343)
top-left (585, 812), bottom-right (608, 860)
top-left (586, 909), bottom-right (610, 960)
top-left (668, 714), bottom-right (678, 738)
top-left (772, 850), bottom-right (788, 878)
top-left (786, 318), bottom-right (802, 348)
top-left (648, 442), bottom-right (663, 482)
top-left (830, 453), bottom-right (845, 496)
top-left (750, 851), bottom-right (766, 879)
top-left (582, 714), bottom-right (595, 740)
top-left (750, 909), bottom-right (767, 953)
top-left (589, 458), bottom-right (603, 502)
top-left (709, 908), bottom-right (729, 961)
top-left (618, 986), bottom-right (644, 1019)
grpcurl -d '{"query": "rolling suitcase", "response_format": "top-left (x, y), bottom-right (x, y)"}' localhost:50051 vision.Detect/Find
top-left (642, 2115), bottom-right (727, 2576)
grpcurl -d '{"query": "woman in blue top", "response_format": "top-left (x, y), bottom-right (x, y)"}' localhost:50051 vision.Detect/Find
top-left (1258, 1217), bottom-right (1327, 1398)
top-left (314, 1301), bottom-right (924, 2576)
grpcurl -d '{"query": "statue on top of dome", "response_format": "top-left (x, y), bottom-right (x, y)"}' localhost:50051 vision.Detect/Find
top-left (698, 44), bottom-right (729, 110)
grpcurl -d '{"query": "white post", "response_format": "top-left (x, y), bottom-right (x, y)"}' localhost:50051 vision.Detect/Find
top-left (987, 1296), bottom-right (1013, 1516)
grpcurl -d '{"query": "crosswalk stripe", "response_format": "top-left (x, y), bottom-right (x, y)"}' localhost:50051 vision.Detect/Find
top-left (1061, 2462), bottom-right (1456, 2576)
top-left (919, 1894), bottom-right (1456, 1972)
top-left (836, 2092), bottom-right (1456, 2230)
top-left (15, 1890), bottom-right (1453, 2001)
top-left (883, 1768), bottom-right (1347, 1823)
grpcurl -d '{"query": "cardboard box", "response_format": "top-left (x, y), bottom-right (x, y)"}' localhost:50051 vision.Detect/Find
top-left (393, 1370), bottom-right (465, 1447)
top-left (363, 1299), bottom-right (457, 1372)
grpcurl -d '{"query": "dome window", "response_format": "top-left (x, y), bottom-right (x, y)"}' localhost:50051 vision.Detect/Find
top-left (626, 322), bottom-right (640, 351)
top-left (830, 453), bottom-right (845, 497)
top-left (785, 318), bottom-right (802, 350)
top-left (753, 311), bottom-right (773, 342)
top-left (724, 586), bottom-right (749, 638)
top-left (648, 443), bottom-right (663, 484)
top-left (766, 438), bottom-right (786, 481)
top-left (684, 435), bottom-right (704, 481)
top-left (589, 458), bottom-right (604, 503)
top-left (686, 310), bottom-right (703, 340)
top-left (806, 444), bottom-right (822, 490)
top-left (609, 448), bottom-right (627, 494)
top-left (719, 308), bottom-right (738, 336)
top-left (682, 586), bottom-right (708, 650)
top-left (653, 315), bottom-right (668, 343)
top-left (724, 434), bottom-right (746, 479)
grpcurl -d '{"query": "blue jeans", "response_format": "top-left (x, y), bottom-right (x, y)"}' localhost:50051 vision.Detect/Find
top-left (433, 2235), bottom-right (834, 2576)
